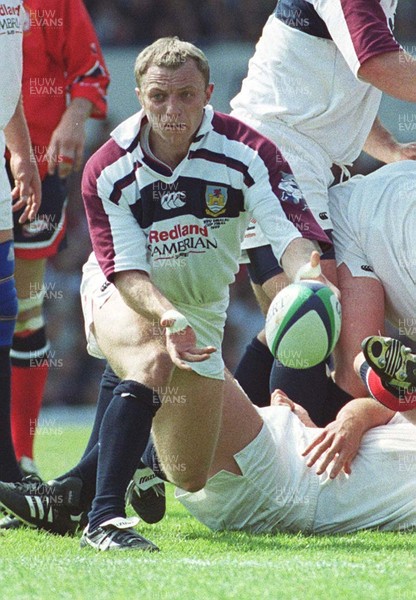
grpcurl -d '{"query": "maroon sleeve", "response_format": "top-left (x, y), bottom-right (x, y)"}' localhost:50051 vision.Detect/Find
top-left (339, 0), bottom-right (400, 66)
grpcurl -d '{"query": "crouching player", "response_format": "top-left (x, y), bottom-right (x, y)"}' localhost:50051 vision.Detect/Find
top-left (0, 37), bottom-right (334, 549)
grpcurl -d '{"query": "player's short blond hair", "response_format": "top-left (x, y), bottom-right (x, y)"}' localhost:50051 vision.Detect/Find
top-left (134, 37), bottom-right (210, 89)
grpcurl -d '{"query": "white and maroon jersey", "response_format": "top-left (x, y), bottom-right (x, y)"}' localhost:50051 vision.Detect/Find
top-left (329, 161), bottom-right (416, 339)
top-left (82, 105), bottom-right (330, 306)
top-left (231, 0), bottom-right (400, 166)
top-left (0, 0), bottom-right (24, 130)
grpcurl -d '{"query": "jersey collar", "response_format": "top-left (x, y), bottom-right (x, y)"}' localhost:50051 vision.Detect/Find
top-left (110, 105), bottom-right (215, 153)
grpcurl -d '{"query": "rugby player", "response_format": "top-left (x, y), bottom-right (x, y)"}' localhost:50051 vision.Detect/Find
top-left (230, 0), bottom-right (416, 408)
top-left (269, 160), bottom-right (416, 426)
top-left (0, 0), bottom-right (41, 483)
top-left (0, 36), bottom-right (337, 550)
top-left (8, 0), bottom-right (109, 476)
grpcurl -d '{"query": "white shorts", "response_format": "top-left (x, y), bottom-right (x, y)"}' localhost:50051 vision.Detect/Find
top-left (328, 175), bottom-right (378, 281)
top-left (230, 109), bottom-right (335, 253)
top-left (176, 407), bottom-right (416, 534)
top-left (80, 253), bottom-right (226, 380)
top-left (0, 133), bottom-right (13, 231)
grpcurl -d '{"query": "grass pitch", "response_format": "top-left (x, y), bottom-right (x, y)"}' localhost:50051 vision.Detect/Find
top-left (0, 423), bottom-right (414, 600)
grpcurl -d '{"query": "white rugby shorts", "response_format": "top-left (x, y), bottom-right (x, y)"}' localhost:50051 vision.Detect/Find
top-left (176, 407), bottom-right (416, 534)
top-left (80, 253), bottom-right (226, 380)
top-left (328, 175), bottom-right (378, 281)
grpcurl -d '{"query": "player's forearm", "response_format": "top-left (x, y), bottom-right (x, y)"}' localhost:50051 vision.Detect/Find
top-left (337, 397), bottom-right (394, 431)
top-left (4, 96), bottom-right (32, 157)
top-left (280, 238), bottom-right (321, 282)
top-left (114, 270), bottom-right (177, 324)
top-left (358, 51), bottom-right (416, 102)
top-left (363, 117), bottom-right (401, 163)
top-left (64, 98), bottom-right (93, 124)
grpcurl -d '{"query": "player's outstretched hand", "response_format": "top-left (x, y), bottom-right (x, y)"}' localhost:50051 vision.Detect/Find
top-left (302, 411), bottom-right (366, 479)
top-left (160, 312), bottom-right (216, 370)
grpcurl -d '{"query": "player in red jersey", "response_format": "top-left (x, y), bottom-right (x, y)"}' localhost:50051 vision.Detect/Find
top-left (8, 0), bottom-right (109, 476)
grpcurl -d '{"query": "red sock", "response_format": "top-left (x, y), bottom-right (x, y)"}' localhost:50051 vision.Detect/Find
top-left (367, 368), bottom-right (416, 412)
top-left (11, 363), bottom-right (48, 460)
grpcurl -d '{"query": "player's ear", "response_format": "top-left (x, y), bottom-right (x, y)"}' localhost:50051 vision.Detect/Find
top-left (205, 83), bottom-right (214, 104)
top-left (135, 87), bottom-right (142, 105)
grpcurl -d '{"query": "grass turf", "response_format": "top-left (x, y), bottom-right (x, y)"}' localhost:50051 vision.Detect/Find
top-left (0, 425), bottom-right (414, 600)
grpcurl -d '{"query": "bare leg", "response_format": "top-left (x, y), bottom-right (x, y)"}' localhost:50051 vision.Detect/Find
top-left (93, 290), bottom-right (173, 387)
top-left (152, 369), bottom-right (224, 490)
top-left (153, 370), bottom-right (263, 483)
top-left (94, 290), bottom-right (226, 492)
top-left (334, 264), bottom-right (385, 397)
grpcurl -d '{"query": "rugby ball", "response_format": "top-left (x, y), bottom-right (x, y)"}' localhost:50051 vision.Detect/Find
top-left (265, 280), bottom-right (341, 369)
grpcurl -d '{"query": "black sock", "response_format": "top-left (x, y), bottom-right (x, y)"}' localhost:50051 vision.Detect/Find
top-left (234, 336), bottom-right (274, 407)
top-left (0, 348), bottom-right (23, 482)
top-left (57, 445), bottom-right (99, 511)
top-left (56, 364), bottom-right (120, 509)
top-left (60, 433), bottom-right (168, 513)
top-left (88, 380), bottom-right (161, 531)
top-left (60, 434), bottom-right (169, 513)
top-left (81, 363), bottom-right (120, 457)
top-left (270, 360), bottom-right (330, 427)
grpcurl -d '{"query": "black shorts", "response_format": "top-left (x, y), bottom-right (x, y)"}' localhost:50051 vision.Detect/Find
top-left (12, 173), bottom-right (68, 260)
top-left (247, 232), bottom-right (335, 286)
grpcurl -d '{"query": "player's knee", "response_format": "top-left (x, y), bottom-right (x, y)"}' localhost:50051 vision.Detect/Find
top-left (173, 472), bottom-right (208, 493)
top-left (141, 345), bottom-right (173, 384)
top-left (122, 345), bottom-right (173, 387)
top-left (157, 445), bottom-right (209, 491)
top-left (0, 240), bottom-right (18, 347)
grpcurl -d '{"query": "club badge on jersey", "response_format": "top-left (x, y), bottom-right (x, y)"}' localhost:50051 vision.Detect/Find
top-left (205, 186), bottom-right (228, 217)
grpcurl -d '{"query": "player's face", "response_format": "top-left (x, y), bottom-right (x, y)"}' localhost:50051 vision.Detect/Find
top-left (137, 60), bottom-right (213, 149)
